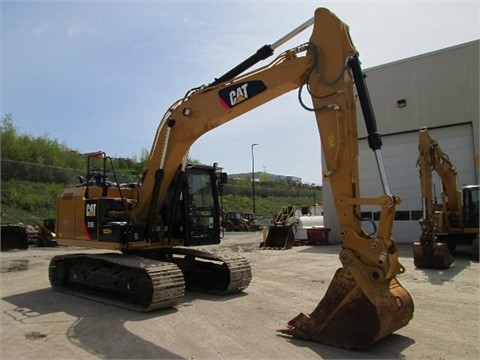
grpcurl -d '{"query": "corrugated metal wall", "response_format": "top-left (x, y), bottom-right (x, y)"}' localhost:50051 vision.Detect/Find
top-left (324, 40), bottom-right (479, 244)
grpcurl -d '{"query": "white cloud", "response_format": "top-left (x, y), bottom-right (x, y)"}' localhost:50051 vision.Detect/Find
top-left (32, 23), bottom-right (50, 37)
top-left (134, 43), bottom-right (149, 50)
top-left (66, 22), bottom-right (92, 39)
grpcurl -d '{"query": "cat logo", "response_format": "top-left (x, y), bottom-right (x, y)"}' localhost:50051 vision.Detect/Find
top-left (86, 203), bottom-right (97, 217)
top-left (229, 83), bottom-right (249, 106)
top-left (219, 80), bottom-right (267, 109)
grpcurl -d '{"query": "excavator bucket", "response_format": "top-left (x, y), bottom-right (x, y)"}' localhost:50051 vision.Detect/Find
top-left (260, 225), bottom-right (295, 249)
top-left (277, 268), bottom-right (414, 349)
top-left (1, 225), bottom-right (29, 251)
top-left (412, 219), bottom-right (453, 269)
top-left (413, 241), bottom-right (453, 269)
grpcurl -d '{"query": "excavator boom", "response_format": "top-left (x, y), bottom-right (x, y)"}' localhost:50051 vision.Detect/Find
top-left (135, 8), bottom-right (413, 349)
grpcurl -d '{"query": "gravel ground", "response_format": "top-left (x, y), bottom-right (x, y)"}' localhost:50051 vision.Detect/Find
top-left (1, 232), bottom-right (479, 359)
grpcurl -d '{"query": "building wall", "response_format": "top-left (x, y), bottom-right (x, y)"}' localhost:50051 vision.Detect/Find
top-left (324, 40), bottom-right (479, 244)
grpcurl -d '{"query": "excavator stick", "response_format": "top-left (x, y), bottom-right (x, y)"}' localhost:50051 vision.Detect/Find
top-left (273, 8), bottom-right (414, 348)
top-left (277, 268), bottom-right (414, 349)
top-left (259, 225), bottom-right (295, 250)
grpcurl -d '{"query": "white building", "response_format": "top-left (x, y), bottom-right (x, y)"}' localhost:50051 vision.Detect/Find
top-left (324, 40), bottom-right (479, 244)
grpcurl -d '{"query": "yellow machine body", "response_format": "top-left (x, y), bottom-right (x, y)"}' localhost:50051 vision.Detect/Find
top-left (51, 8), bottom-right (414, 349)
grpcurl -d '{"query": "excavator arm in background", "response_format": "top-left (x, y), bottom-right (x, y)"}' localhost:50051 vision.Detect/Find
top-left (413, 128), bottom-right (456, 268)
top-left (132, 8), bottom-right (413, 349)
top-left (413, 127), bottom-right (479, 267)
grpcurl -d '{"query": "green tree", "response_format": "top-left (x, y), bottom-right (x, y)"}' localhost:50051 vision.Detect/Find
top-left (260, 169), bottom-right (270, 182)
top-left (1, 113), bottom-right (19, 160)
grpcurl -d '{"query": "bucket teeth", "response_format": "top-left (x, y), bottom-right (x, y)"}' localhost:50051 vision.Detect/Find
top-left (277, 268), bottom-right (414, 349)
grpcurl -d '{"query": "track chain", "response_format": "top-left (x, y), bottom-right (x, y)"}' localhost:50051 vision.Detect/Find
top-left (49, 253), bottom-right (185, 312)
top-left (172, 248), bottom-right (252, 293)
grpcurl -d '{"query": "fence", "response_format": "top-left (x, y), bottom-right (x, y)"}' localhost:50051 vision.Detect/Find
top-left (1, 159), bottom-right (138, 185)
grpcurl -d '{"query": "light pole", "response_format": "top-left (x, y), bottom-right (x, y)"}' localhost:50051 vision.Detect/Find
top-left (251, 143), bottom-right (258, 215)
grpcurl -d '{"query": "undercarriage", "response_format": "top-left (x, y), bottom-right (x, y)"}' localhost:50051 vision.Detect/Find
top-left (49, 248), bottom-right (252, 312)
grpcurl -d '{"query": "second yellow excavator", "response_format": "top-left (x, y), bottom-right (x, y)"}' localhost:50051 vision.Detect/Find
top-left (49, 8), bottom-right (414, 349)
top-left (413, 127), bottom-right (479, 268)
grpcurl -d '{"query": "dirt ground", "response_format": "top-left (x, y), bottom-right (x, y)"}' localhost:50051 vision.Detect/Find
top-left (1, 232), bottom-right (479, 359)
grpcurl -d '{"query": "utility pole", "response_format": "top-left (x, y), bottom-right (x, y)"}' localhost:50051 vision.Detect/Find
top-left (251, 143), bottom-right (258, 215)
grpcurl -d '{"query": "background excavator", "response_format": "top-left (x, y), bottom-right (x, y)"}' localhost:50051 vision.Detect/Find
top-left (260, 205), bottom-right (327, 249)
top-left (413, 127), bottom-right (479, 269)
top-left (49, 8), bottom-right (413, 349)
top-left (222, 211), bottom-right (262, 232)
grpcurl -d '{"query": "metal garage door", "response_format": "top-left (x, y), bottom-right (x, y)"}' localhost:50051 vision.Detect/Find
top-left (357, 123), bottom-right (476, 243)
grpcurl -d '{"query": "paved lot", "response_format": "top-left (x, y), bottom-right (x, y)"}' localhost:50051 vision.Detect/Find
top-left (1, 232), bottom-right (479, 359)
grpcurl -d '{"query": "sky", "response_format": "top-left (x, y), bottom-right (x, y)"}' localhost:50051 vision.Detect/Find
top-left (1, 0), bottom-right (479, 184)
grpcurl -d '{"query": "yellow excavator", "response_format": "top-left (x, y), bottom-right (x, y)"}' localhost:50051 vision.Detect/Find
top-left (413, 127), bottom-right (479, 268)
top-left (49, 8), bottom-right (414, 349)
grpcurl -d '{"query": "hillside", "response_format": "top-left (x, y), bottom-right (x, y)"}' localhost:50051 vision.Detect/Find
top-left (1, 172), bottom-right (322, 225)
top-left (1, 114), bottom-right (322, 224)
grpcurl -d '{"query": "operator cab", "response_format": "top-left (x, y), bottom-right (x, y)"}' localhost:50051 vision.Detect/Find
top-left (164, 163), bottom-right (227, 246)
top-left (463, 185), bottom-right (479, 228)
